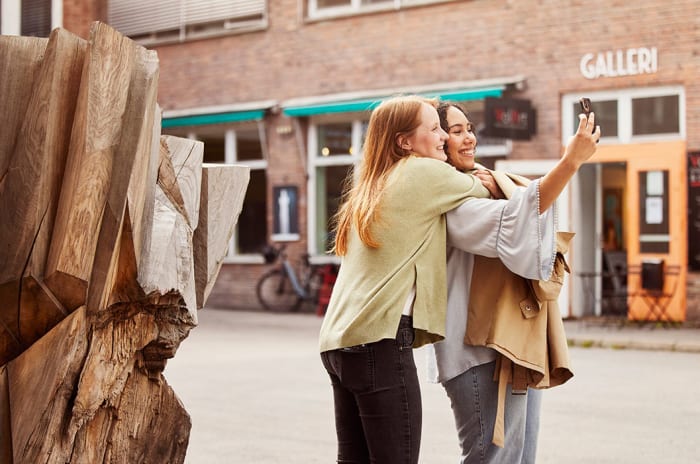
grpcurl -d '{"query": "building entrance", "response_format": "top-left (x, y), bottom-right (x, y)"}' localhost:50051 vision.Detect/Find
top-left (572, 141), bottom-right (688, 322)
top-left (600, 163), bottom-right (628, 316)
top-left (574, 162), bottom-right (629, 317)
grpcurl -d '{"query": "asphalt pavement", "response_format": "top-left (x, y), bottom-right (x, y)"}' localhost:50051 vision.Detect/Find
top-left (164, 308), bottom-right (700, 463)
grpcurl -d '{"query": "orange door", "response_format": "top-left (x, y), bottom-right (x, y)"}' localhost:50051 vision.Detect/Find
top-left (591, 141), bottom-right (687, 321)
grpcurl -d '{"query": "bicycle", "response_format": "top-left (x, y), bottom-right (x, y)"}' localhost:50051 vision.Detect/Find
top-left (256, 243), bottom-right (326, 312)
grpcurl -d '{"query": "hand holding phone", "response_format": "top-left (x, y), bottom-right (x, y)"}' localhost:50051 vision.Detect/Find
top-left (579, 97), bottom-right (592, 117)
top-left (579, 97), bottom-right (598, 136)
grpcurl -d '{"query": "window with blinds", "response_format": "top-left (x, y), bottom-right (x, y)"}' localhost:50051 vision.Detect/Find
top-left (108, 0), bottom-right (267, 45)
top-left (21, 0), bottom-right (52, 37)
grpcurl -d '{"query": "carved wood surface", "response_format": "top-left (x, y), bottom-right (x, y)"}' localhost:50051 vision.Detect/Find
top-left (85, 35), bottom-right (160, 316)
top-left (0, 21), bottom-right (249, 464)
top-left (194, 164), bottom-right (251, 308)
top-left (161, 134), bottom-right (203, 229)
top-left (127, 105), bottom-right (162, 272)
top-left (45, 22), bottom-right (156, 313)
top-left (0, 29), bottom-right (85, 366)
top-left (137, 136), bottom-right (204, 319)
top-left (0, 366), bottom-right (10, 464)
top-left (0, 36), bottom-right (47, 177)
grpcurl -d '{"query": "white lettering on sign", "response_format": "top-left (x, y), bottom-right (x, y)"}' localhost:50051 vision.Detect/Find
top-left (580, 47), bottom-right (658, 79)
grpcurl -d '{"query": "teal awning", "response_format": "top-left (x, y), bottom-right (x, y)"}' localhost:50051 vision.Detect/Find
top-left (162, 109), bottom-right (265, 128)
top-left (283, 87), bottom-right (504, 117)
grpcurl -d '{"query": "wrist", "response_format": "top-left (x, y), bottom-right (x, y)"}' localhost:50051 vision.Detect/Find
top-left (560, 153), bottom-right (581, 173)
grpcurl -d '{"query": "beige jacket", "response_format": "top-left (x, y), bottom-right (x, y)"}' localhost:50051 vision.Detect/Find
top-left (465, 170), bottom-right (574, 447)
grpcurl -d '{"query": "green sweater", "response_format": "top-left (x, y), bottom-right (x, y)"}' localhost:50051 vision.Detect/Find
top-left (319, 156), bottom-right (490, 352)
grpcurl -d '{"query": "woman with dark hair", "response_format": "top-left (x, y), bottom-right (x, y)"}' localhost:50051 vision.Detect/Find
top-left (429, 101), bottom-right (597, 464)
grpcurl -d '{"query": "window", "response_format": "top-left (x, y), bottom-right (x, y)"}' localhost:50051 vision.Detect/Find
top-left (561, 86), bottom-right (685, 144)
top-left (307, 0), bottom-right (452, 20)
top-left (315, 165), bottom-right (348, 253)
top-left (238, 170), bottom-right (267, 254)
top-left (198, 134), bottom-right (225, 163)
top-left (316, 0), bottom-right (357, 7)
top-left (318, 123), bottom-right (353, 156)
top-left (163, 123), bottom-right (268, 262)
top-left (316, 0), bottom-right (394, 7)
top-left (236, 128), bottom-right (265, 161)
top-left (639, 170), bottom-right (669, 253)
top-left (21, 0), bottom-right (51, 37)
top-left (107, 0), bottom-right (268, 45)
top-left (1, 0), bottom-right (59, 36)
top-left (230, 128), bottom-right (267, 255)
top-left (308, 118), bottom-right (365, 257)
top-left (632, 95), bottom-right (679, 136)
top-left (310, 0), bottom-right (391, 18)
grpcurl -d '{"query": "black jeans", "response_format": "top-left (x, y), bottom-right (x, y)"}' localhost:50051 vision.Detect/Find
top-left (320, 315), bottom-right (421, 464)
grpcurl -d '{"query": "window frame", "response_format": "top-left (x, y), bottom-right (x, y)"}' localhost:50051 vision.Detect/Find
top-left (1, 0), bottom-right (62, 35)
top-left (224, 123), bottom-right (268, 263)
top-left (306, 0), bottom-right (455, 21)
top-left (561, 86), bottom-right (686, 145)
top-left (164, 122), bottom-right (268, 264)
top-left (307, 115), bottom-right (364, 263)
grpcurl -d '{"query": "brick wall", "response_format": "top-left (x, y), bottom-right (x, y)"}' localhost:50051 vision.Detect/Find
top-left (205, 264), bottom-right (268, 310)
top-left (62, 0), bottom-right (106, 39)
top-left (153, 0), bottom-right (700, 156)
top-left (150, 0), bottom-right (700, 312)
top-left (61, 0), bottom-right (700, 314)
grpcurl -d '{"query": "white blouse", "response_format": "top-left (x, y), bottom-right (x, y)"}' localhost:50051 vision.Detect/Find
top-left (427, 180), bottom-right (557, 384)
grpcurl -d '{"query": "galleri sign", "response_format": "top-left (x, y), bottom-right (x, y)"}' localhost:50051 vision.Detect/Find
top-left (580, 47), bottom-right (658, 80)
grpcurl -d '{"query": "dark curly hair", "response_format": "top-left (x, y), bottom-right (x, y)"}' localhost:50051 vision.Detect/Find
top-left (436, 101), bottom-right (469, 134)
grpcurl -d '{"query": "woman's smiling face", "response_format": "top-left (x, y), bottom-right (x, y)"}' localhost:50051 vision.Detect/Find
top-left (444, 105), bottom-right (477, 171)
top-left (405, 102), bottom-right (449, 161)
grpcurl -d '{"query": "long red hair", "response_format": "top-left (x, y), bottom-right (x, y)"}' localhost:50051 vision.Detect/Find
top-left (332, 95), bottom-right (437, 255)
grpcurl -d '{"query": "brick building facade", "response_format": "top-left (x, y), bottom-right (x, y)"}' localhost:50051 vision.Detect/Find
top-left (4, 0), bottom-right (699, 320)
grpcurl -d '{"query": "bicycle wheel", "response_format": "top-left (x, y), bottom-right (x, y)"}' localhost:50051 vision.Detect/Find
top-left (256, 269), bottom-right (302, 312)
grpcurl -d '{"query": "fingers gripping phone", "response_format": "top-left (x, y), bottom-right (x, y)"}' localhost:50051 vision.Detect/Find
top-left (579, 97), bottom-right (596, 134)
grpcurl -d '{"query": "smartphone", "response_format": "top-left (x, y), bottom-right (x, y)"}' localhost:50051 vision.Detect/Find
top-left (579, 97), bottom-right (592, 117)
top-left (579, 97), bottom-right (596, 134)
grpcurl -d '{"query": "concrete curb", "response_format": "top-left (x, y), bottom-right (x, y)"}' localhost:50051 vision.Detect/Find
top-left (567, 336), bottom-right (700, 353)
top-left (562, 317), bottom-right (700, 354)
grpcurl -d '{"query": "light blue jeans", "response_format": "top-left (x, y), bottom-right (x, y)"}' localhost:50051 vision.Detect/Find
top-left (442, 361), bottom-right (542, 464)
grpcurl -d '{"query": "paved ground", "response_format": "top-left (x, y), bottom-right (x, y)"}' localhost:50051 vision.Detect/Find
top-left (564, 317), bottom-right (700, 353)
top-left (164, 308), bottom-right (700, 463)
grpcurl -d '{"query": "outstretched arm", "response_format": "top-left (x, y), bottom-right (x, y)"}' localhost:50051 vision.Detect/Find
top-left (447, 182), bottom-right (557, 280)
top-left (538, 112), bottom-right (600, 213)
